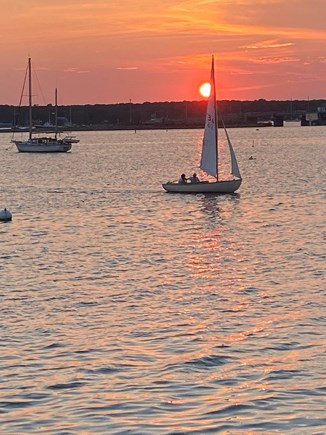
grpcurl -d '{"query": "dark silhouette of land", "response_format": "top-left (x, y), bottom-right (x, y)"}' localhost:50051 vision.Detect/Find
top-left (0, 99), bottom-right (325, 131)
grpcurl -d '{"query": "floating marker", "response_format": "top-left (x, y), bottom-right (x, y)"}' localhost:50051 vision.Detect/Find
top-left (0, 208), bottom-right (12, 222)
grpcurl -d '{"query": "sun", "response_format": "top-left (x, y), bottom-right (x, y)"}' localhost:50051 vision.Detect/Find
top-left (199, 82), bottom-right (211, 98)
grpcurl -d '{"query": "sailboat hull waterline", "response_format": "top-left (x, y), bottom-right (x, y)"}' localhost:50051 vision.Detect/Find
top-left (163, 55), bottom-right (242, 195)
top-left (14, 138), bottom-right (72, 153)
top-left (162, 178), bottom-right (241, 194)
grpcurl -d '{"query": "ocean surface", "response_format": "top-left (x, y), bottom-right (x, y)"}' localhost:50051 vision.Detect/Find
top-left (1, 126), bottom-right (325, 434)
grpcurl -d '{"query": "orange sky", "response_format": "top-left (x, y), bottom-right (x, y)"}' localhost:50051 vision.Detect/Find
top-left (0, 0), bottom-right (325, 105)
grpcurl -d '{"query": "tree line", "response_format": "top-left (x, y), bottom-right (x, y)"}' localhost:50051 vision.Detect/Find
top-left (0, 99), bottom-right (325, 128)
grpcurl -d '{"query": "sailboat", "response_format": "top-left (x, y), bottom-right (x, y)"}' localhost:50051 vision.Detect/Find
top-left (162, 56), bottom-right (242, 194)
top-left (12, 58), bottom-right (79, 153)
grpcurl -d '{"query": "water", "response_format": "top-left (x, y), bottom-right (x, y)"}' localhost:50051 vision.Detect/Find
top-left (1, 127), bottom-right (325, 434)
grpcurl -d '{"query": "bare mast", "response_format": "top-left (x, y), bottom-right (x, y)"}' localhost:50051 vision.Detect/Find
top-left (211, 56), bottom-right (218, 181)
top-left (55, 88), bottom-right (58, 140)
top-left (28, 58), bottom-right (32, 140)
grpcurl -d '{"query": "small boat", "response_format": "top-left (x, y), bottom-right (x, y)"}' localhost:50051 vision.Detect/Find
top-left (62, 135), bottom-right (80, 144)
top-left (162, 56), bottom-right (242, 194)
top-left (11, 58), bottom-right (79, 153)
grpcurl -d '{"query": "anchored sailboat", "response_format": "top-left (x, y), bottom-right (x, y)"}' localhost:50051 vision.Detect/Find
top-left (162, 56), bottom-right (242, 193)
top-left (12, 58), bottom-right (79, 153)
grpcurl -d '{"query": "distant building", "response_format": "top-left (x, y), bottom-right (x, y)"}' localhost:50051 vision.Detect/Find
top-left (302, 105), bottom-right (326, 125)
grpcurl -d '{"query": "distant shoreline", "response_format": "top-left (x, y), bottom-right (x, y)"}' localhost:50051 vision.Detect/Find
top-left (1, 98), bottom-right (325, 130)
top-left (0, 122), bottom-right (280, 134)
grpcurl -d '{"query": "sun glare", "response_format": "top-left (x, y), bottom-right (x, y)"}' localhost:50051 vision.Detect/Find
top-left (199, 82), bottom-right (211, 98)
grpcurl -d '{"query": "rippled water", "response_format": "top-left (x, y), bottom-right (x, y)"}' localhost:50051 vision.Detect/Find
top-left (1, 127), bottom-right (325, 434)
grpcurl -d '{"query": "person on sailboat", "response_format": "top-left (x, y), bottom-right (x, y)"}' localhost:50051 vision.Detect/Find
top-left (178, 174), bottom-right (187, 184)
top-left (189, 173), bottom-right (200, 183)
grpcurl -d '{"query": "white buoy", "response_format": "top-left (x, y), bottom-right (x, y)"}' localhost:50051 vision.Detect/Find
top-left (0, 208), bottom-right (12, 222)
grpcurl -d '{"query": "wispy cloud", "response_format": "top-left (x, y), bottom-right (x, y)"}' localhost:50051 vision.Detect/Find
top-left (116, 67), bottom-right (139, 70)
top-left (64, 68), bottom-right (90, 74)
top-left (244, 40), bottom-right (295, 49)
top-left (251, 56), bottom-right (299, 64)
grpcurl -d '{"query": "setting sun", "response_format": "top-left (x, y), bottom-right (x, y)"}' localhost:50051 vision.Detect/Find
top-left (199, 82), bottom-right (211, 98)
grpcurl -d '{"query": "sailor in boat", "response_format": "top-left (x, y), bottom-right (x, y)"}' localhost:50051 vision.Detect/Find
top-left (189, 173), bottom-right (200, 183)
top-left (178, 173), bottom-right (188, 184)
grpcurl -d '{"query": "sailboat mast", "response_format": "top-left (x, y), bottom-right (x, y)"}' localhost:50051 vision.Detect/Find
top-left (55, 88), bottom-right (58, 139)
top-left (211, 56), bottom-right (218, 181)
top-left (28, 58), bottom-right (32, 140)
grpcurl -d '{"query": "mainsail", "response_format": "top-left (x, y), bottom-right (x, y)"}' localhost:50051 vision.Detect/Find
top-left (200, 57), bottom-right (217, 178)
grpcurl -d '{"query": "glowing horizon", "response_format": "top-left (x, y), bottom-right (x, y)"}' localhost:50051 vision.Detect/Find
top-left (0, 0), bottom-right (325, 105)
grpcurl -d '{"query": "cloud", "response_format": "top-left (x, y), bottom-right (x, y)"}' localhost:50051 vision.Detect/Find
top-left (244, 40), bottom-right (295, 49)
top-left (251, 56), bottom-right (299, 64)
top-left (116, 66), bottom-right (139, 70)
top-left (64, 67), bottom-right (89, 74)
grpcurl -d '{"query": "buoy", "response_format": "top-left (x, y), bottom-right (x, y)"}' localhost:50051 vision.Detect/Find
top-left (0, 208), bottom-right (12, 222)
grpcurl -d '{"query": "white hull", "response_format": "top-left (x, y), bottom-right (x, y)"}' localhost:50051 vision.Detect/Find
top-left (162, 178), bottom-right (242, 194)
top-left (13, 139), bottom-right (72, 153)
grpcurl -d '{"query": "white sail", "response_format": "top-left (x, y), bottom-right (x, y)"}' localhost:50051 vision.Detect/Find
top-left (223, 122), bottom-right (241, 179)
top-left (200, 58), bottom-right (217, 178)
